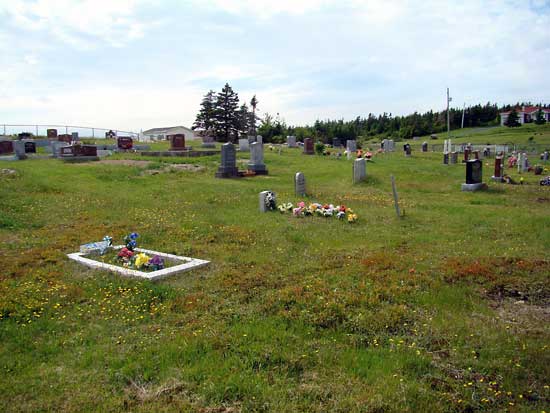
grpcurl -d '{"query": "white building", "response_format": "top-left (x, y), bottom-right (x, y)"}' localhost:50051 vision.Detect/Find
top-left (500, 106), bottom-right (550, 126)
top-left (140, 126), bottom-right (198, 142)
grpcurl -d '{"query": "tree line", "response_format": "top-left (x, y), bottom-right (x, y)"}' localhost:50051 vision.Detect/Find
top-left (193, 85), bottom-right (548, 143)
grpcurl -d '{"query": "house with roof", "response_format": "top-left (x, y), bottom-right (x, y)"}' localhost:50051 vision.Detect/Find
top-left (140, 126), bottom-right (198, 142)
top-left (500, 106), bottom-right (550, 126)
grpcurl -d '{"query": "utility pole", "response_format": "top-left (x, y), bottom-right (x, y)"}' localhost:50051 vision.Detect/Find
top-left (461, 102), bottom-right (466, 129)
top-left (447, 88), bottom-right (452, 139)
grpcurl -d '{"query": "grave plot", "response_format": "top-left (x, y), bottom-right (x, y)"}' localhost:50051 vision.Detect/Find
top-left (67, 234), bottom-right (209, 281)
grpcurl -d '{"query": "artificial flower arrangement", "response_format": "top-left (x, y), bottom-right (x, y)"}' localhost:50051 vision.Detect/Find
top-left (264, 191), bottom-right (277, 211)
top-left (114, 232), bottom-right (165, 270)
top-left (277, 201), bottom-right (357, 223)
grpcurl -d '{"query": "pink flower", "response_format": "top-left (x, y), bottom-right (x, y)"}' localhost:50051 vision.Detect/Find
top-left (298, 201), bottom-right (305, 208)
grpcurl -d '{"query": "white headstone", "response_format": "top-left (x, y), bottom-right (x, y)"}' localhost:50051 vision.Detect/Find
top-left (239, 138), bottom-right (249, 152)
top-left (353, 158), bottom-right (367, 184)
top-left (256, 135), bottom-right (263, 144)
top-left (388, 139), bottom-right (395, 151)
top-left (295, 172), bottom-right (306, 196)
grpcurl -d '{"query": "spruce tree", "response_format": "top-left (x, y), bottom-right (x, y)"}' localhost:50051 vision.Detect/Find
top-left (535, 107), bottom-right (546, 125)
top-left (237, 103), bottom-right (250, 137)
top-left (192, 90), bottom-right (216, 136)
top-left (505, 109), bottom-right (521, 127)
top-left (214, 83), bottom-right (240, 142)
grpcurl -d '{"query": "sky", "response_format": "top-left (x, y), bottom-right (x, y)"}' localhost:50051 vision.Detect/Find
top-left (1, 0), bottom-right (549, 132)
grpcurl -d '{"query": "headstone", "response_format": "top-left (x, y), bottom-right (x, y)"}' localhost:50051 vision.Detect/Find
top-left (71, 132), bottom-right (79, 141)
top-left (422, 142), bottom-right (428, 152)
top-left (117, 136), bottom-right (133, 150)
top-left (542, 151), bottom-right (549, 162)
top-left (0, 140), bottom-right (14, 155)
top-left (332, 138), bottom-right (342, 148)
top-left (388, 139), bottom-right (395, 151)
top-left (14, 141), bottom-right (27, 160)
top-left (24, 141), bottom-right (36, 153)
top-left (346, 140), bottom-right (357, 152)
top-left (492, 155), bottom-right (504, 182)
top-left (51, 141), bottom-right (70, 158)
top-left (256, 135), bottom-right (263, 144)
top-left (353, 158), bottom-right (367, 184)
top-left (105, 130), bottom-right (116, 138)
top-left (295, 172), bottom-right (306, 196)
top-left (47, 129), bottom-right (58, 139)
top-left (382, 139), bottom-right (389, 151)
top-left (168, 134), bottom-right (186, 151)
top-left (450, 152), bottom-right (458, 164)
top-left (303, 138), bottom-right (314, 155)
top-left (239, 138), bottom-right (250, 152)
top-left (443, 153), bottom-right (449, 165)
top-left (215, 143), bottom-right (239, 178)
top-left (473, 150), bottom-right (480, 160)
top-left (58, 134), bottom-right (72, 143)
top-left (483, 147), bottom-right (490, 157)
top-left (462, 159), bottom-right (485, 191)
top-left (403, 144), bottom-right (411, 157)
top-left (518, 153), bottom-right (528, 173)
top-left (259, 190), bottom-right (276, 212)
top-left (287, 136), bottom-right (297, 148)
top-left (18, 132), bottom-right (32, 139)
top-left (463, 148), bottom-right (470, 163)
top-left (248, 142), bottom-right (268, 175)
top-left (202, 135), bottom-right (216, 148)
top-left (413, 136), bottom-right (420, 141)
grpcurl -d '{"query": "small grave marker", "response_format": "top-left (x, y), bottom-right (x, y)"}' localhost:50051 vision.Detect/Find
top-left (295, 172), bottom-right (306, 196)
top-left (353, 158), bottom-right (367, 184)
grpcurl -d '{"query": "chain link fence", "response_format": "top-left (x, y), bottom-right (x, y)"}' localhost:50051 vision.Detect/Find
top-left (1, 124), bottom-right (140, 140)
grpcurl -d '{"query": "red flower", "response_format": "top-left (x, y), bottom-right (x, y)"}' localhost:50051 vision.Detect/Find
top-left (117, 247), bottom-right (134, 258)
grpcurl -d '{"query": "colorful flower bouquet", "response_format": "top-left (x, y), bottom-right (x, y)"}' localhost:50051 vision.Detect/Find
top-left (278, 201), bottom-right (357, 223)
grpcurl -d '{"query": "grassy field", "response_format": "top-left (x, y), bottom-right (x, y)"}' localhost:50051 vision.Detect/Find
top-left (1, 125), bottom-right (549, 412)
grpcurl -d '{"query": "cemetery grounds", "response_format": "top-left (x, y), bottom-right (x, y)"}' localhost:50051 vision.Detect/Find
top-left (0, 124), bottom-right (549, 412)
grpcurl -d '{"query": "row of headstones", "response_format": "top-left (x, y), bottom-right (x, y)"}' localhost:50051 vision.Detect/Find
top-left (216, 141), bottom-right (267, 178)
top-left (238, 136), bottom-right (263, 151)
top-left (285, 136), bottom-right (358, 153)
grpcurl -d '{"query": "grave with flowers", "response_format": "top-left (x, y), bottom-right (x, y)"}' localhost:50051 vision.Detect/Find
top-left (67, 233), bottom-right (209, 281)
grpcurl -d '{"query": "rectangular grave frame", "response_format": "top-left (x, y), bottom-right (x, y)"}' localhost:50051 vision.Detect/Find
top-left (67, 245), bottom-right (209, 281)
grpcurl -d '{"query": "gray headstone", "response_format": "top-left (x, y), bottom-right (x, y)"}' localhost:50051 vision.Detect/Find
top-left (71, 132), bottom-right (79, 141)
top-left (295, 172), bottom-right (306, 196)
top-left (256, 135), bottom-right (263, 144)
top-left (248, 142), bottom-right (267, 175)
top-left (353, 158), bottom-right (367, 184)
top-left (451, 152), bottom-right (458, 164)
top-left (14, 141), bottom-right (27, 160)
top-left (51, 141), bottom-right (69, 158)
top-left (239, 138), bottom-right (249, 152)
top-left (346, 140), bottom-right (357, 152)
top-left (388, 140), bottom-right (395, 151)
top-left (287, 136), bottom-right (297, 147)
top-left (215, 142), bottom-right (239, 178)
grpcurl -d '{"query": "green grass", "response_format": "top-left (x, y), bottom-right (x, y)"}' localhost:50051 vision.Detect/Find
top-left (0, 125), bottom-right (549, 412)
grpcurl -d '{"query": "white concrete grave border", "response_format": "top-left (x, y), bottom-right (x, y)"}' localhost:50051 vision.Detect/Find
top-left (67, 245), bottom-right (209, 281)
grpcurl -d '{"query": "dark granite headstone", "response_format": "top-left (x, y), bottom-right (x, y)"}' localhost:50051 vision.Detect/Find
top-left (466, 159), bottom-right (482, 184)
top-left (463, 148), bottom-right (470, 163)
top-left (492, 156), bottom-right (504, 181)
top-left (117, 136), bottom-right (133, 150)
top-left (303, 138), bottom-right (314, 155)
top-left (422, 142), bottom-right (428, 152)
top-left (443, 153), bottom-right (449, 165)
top-left (168, 134), bottom-right (186, 151)
top-left (403, 144), bottom-right (411, 156)
top-left (18, 132), bottom-right (33, 140)
top-left (332, 138), bottom-right (342, 148)
top-left (47, 129), bottom-right (58, 139)
top-left (58, 134), bottom-right (72, 143)
top-left (0, 140), bottom-right (14, 154)
top-left (24, 141), bottom-right (36, 153)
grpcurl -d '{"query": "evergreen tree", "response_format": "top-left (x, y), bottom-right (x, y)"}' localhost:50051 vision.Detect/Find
top-left (505, 109), bottom-right (521, 127)
top-left (535, 107), bottom-right (547, 125)
top-left (213, 83), bottom-right (240, 142)
top-left (236, 103), bottom-right (250, 136)
top-left (192, 90), bottom-right (216, 136)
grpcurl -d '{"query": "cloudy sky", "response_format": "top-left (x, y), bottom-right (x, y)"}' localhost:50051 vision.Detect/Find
top-left (1, 0), bottom-right (549, 132)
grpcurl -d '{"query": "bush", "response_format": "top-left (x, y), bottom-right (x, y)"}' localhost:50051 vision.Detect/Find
top-left (315, 142), bottom-right (325, 155)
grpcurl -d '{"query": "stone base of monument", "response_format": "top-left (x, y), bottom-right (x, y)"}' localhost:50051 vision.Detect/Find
top-left (0, 155), bottom-right (19, 161)
top-left (68, 245), bottom-right (209, 281)
top-left (461, 183), bottom-right (486, 191)
top-left (61, 156), bottom-right (100, 163)
top-left (248, 164), bottom-right (268, 175)
top-left (491, 176), bottom-right (504, 182)
top-left (215, 166), bottom-right (241, 178)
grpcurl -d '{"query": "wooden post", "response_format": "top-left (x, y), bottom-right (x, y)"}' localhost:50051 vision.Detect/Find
top-left (391, 175), bottom-right (401, 218)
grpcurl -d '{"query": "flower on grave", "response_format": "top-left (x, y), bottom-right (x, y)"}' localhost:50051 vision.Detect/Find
top-left (103, 235), bottom-right (113, 246)
top-left (148, 255), bottom-right (165, 271)
top-left (124, 232), bottom-right (139, 251)
top-left (293, 207), bottom-right (304, 216)
top-left (264, 191), bottom-right (277, 211)
top-left (134, 253), bottom-right (151, 269)
top-left (339, 205), bottom-right (346, 212)
top-left (117, 247), bottom-right (134, 264)
top-left (347, 213), bottom-right (358, 223)
top-left (298, 201), bottom-right (305, 208)
top-left (337, 211), bottom-right (346, 219)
